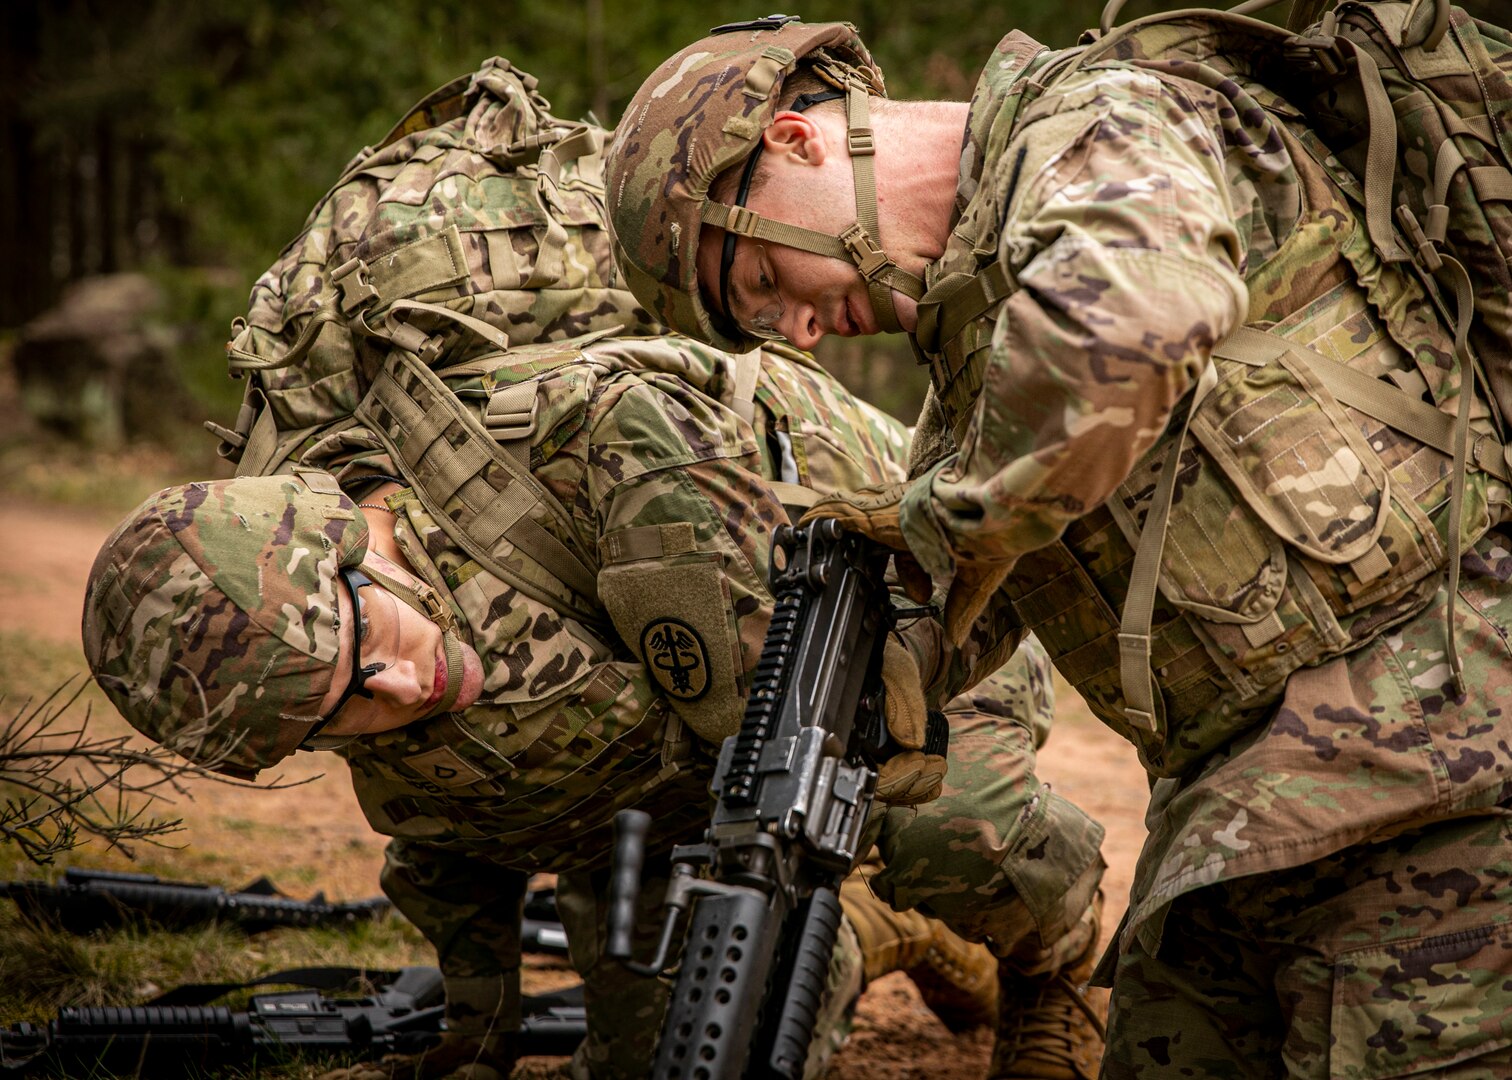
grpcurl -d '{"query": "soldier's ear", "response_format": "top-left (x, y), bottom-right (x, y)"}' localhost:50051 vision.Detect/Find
top-left (764, 112), bottom-right (829, 168)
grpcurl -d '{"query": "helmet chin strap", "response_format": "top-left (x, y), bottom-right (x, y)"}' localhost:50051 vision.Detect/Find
top-left (358, 560), bottom-right (468, 719)
top-left (706, 75), bottom-right (924, 336)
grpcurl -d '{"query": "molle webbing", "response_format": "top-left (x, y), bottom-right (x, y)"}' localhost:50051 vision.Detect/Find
top-left (1115, 322), bottom-right (1504, 745)
top-left (355, 346), bottom-right (602, 626)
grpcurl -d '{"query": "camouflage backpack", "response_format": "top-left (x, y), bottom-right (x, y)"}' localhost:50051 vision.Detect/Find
top-left (1091, 0), bottom-right (1512, 724)
top-left (909, 0), bottom-right (1512, 776)
top-left (207, 56), bottom-right (660, 478)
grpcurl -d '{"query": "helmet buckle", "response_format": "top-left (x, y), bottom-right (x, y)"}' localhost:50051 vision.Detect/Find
top-left (727, 205), bottom-right (761, 237)
top-left (839, 222), bottom-right (893, 281)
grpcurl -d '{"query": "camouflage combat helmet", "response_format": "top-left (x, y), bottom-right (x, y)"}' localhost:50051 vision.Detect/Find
top-left (82, 471), bottom-right (369, 780)
top-left (606, 15), bottom-right (923, 352)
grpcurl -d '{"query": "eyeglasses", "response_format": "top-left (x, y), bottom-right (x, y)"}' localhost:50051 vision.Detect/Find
top-left (727, 244), bottom-right (786, 340)
top-left (305, 568), bottom-right (388, 744)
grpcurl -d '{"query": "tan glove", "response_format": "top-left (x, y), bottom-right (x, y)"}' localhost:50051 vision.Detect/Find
top-left (801, 482), bottom-right (911, 551)
top-left (943, 561), bottom-right (1012, 647)
top-left (874, 637), bottom-right (947, 806)
top-left (316, 1030), bottom-right (515, 1080)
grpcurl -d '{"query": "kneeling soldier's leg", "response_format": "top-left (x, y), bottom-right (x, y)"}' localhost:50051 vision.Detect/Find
top-left (556, 859), bottom-right (672, 1080)
top-left (873, 639), bottom-right (1108, 1079)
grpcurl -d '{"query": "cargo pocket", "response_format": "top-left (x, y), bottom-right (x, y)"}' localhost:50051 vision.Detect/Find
top-left (1331, 922), bottom-right (1512, 1078)
top-left (1112, 351), bottom-right (1445, 711)
top-left (598, 521), bottom-right (744, 744)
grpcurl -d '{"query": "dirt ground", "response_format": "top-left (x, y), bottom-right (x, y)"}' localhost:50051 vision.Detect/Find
top-left (0, 495), bottom-right (1152, 1078)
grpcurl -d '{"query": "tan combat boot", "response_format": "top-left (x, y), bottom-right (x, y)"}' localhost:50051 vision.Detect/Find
top-left (838, 873), bottom-right (998, 1032)
top-left (989, 896), bottom-right (1106, 1080)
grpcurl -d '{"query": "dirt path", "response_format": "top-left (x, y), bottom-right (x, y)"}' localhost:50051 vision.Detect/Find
top-left (0, 496), bottom-right (1151, 1077)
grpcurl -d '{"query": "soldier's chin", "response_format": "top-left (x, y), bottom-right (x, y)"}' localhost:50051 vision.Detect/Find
top-left (454, 641), bottom-right (485, 710)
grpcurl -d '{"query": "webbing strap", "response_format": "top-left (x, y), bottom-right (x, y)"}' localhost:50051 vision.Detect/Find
top-left (1213, 326), bottom-right (1510, 483)
top-left (766, 481), bottom-right (820, 512)
top-left (1438, 253), bottom-right (1476, 697)
top-left (731, 350), bottom-right (761, 425)
top-left (843, 79), bottom-right (903, 334)
top-left (227, 308), bottom-right (343, 373)
top-left (699, 202), bottom-right (925, 303)
top-left (1119, 363), bottom-right (1220, 733)
top-left (389, 298), bottom-right (511, 354)
top-left (359, 560), bottom-right (465, 717)
top-left (701, 203), bottom-right (894, 286)
top-left (1349, 40), bottom-right (1408, 264)
top-left (915, 263), bottom-right (1015, 354)
top-left (356, 348), bottom-right (601, 619)
top-left (1471, 167), bottom-right (1512, 202)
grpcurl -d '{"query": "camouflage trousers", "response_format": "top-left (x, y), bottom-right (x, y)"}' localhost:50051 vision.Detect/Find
top-left (1102, 809), bottom-right (1512, 1079)
top-left (548, 639), bottom-right (1105, 1078)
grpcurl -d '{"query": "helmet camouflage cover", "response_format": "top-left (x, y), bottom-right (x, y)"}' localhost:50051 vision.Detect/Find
top-left (82, 471), bottom-right (369, 780)
top-left (605, 16), bottom-right (884, 353)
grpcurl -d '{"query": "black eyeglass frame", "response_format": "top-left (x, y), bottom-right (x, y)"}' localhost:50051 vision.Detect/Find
top-left (301, 567), bottom-right (387, 745)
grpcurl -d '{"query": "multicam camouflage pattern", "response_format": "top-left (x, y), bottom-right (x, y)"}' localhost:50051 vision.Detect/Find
top-left (300, 333), bottom-right (1103, 1068)
top-left (885, 9), bottom-right (1512, 1057)
top-left (81, 472), bottom-right (368, 780)
top-left (604, 18), bottom-right (883, 353)
top-left (222, 56), bottom-right (660, 474)
top-left (302, 333), bottom-right (981, 867)
top-left (1293, 2), bottom-right (1512, 439)
top-left (1105, 809), bottom-right (1512, 1078)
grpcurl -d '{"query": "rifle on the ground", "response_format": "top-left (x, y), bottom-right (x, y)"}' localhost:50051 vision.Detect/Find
top-left (0, 966), bottom-right (586, 1077)
top-left (606, 520), bottom-right (946, 1079)
top-left (0, 868), bottom-right (390, 933)
top-left (1, 869), bottom-right (571, 955)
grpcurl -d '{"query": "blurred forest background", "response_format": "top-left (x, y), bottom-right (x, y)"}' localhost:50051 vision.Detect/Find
top-left (12, 0), bottom-right (1499, 461)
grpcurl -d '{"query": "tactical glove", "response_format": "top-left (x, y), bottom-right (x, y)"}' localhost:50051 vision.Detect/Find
top-left (875, 637), bottom-right (947, 806)
top-left (802, 483), bottom-right (934, 602)
top-left (315, 1030), bottom-right (515, 1080)
top-left (801, 482), bottom-right (911, 552)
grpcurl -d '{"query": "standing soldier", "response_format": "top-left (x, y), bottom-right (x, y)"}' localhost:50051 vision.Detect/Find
top-left (605, 9), bottom-right (1512, 1078)
top-left (83, 331), bottom-right (1105, 1079)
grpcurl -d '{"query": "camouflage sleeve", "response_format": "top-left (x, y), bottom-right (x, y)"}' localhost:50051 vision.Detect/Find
top-left (590, 374), bottom-right (787, 745)
top-left (899, 68), bottom-right (1249, 578)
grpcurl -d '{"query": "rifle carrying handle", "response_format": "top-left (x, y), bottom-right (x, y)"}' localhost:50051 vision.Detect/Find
top-left (606, 810), bottom-right (651, 962)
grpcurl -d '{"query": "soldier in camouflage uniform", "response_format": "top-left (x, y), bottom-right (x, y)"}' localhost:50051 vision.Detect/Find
top-left (605, 11), bottom-right (1512, 1079)
top-left (83, 330), bottom-right (1105, 1079)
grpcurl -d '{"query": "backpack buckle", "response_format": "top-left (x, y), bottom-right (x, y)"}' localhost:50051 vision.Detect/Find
top-left (1284, 33), bottom-right (1348, 77)
top-left (332, 258), bottom-right (380, 314)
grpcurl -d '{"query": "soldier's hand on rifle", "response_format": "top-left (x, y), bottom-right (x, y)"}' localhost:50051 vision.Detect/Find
top-left (802, 481), bottom-right (910, 551)
top-left (875, 638), bottom-right (947, 806)
top-left (802, 482), bottom-right (935, 603)
top-left (317, 1030), bottom-right (515, 1080)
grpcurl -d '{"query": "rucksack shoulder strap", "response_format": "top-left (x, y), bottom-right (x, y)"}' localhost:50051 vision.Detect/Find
top-left (355, 343), bottom-right (603, 625)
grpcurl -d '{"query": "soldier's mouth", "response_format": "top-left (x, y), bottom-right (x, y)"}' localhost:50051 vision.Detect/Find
top-left (424, 652), bottom-right (447, 710)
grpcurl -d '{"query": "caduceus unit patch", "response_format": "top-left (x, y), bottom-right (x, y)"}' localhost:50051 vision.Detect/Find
top-left (641, 617), bottom-right (711, 701)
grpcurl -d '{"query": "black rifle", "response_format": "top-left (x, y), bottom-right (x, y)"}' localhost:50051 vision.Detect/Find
top-left (1, 869), bottom-right (572, 956)
top-left (0, 868), bottom-right (390, 933)
top-left (606, 520), bottom-right (946, 1079)
top-left (0, 966), bottom-right (587, 1077)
